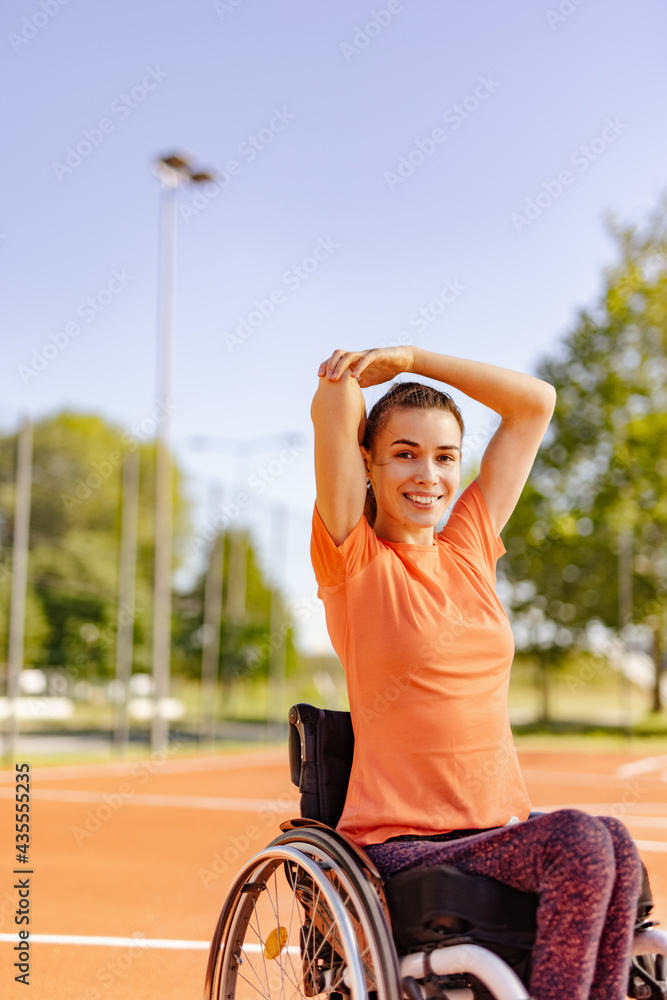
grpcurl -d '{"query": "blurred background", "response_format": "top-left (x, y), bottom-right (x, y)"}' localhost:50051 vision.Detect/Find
top-left (1, 0), bottom-right (667, 759)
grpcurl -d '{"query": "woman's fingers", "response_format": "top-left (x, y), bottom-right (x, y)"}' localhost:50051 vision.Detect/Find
top-left (332, 353), bottom-right (361, 379)
top-left (317, 349), bottom-right (347, 378)
top-left (350, 350), bottom-right (377, 381)
top-left (319, 350), bottom-right (365, 380)
top-left (318, 347), bottom-right (390, 382)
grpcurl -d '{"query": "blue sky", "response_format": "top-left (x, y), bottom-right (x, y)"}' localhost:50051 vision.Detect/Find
top-left (1, 0), bottom-right (666, 652)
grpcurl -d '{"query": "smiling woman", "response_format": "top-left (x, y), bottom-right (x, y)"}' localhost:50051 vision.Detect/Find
top-left (308, 346), bottom-right (648, 1000)
top-left (359, 382), bottom-right (464, 544)
top-left (311, 345), bottom-right (556, 543)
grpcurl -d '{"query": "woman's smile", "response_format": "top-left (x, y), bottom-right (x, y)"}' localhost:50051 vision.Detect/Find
top-left (362, 408), bottom-right (462, 544)
top-left (403, 491), bottom-right (443, 506)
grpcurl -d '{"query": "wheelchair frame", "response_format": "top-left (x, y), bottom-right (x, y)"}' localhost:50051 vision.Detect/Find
top-left (203, 706), bottom-right (667, 1000)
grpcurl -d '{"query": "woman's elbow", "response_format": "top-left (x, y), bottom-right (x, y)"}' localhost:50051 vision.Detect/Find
top-left (311, 371), bottom-right (364, 423)
top-left (541, 381), bottom-right (557, 415)
top-left (527, 378), bottom-right (556, 418)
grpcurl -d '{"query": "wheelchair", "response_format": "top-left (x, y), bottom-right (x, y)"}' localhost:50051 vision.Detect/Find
top-left (204, 704), bottom-right (667, 1000)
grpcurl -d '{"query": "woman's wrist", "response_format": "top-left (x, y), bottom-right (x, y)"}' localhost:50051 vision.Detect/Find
top-left (406, 348), bottom-right (555, 417)
top-left (409, 347), bottom-right (444, 381)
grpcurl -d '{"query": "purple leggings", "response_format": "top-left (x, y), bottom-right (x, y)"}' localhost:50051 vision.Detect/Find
top-left (364, 809), bottom-right (643, 1000)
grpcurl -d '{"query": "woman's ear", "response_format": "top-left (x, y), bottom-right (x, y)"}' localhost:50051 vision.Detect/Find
top-left (359, 445), bottom-right (371, 477)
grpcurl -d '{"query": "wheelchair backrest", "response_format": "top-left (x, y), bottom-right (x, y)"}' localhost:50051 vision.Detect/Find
top-left (288, 703), bottom-right (354, 828)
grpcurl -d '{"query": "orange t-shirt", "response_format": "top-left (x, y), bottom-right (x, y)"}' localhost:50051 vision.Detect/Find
top-left (310, 480), bottom-right (531, 847)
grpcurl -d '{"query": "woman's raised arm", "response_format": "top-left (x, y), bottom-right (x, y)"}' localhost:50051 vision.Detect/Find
top-left (314, 345), bottom-right (553, 539)
top-left (391, 348), bottom-right (556, 535)
top-left (311, 354), bottom-right (368, 546)
top-left (313, 346), bottom-right (419, 544)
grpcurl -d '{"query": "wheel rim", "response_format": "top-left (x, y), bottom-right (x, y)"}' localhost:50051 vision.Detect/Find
top-left (211, 845), bottom-right (370, 1000)
top-left (268, 829), bottom-right (401, 1000)
top-left (286, 838), bottom-right (390, 997)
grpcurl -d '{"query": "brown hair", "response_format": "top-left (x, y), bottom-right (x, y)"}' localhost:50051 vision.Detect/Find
top-left (362, 381), bottom-right (464, 527)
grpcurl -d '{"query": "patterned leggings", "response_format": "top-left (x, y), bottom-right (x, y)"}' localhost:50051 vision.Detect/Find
top-left (364, 809), bottom-right (643, 1000)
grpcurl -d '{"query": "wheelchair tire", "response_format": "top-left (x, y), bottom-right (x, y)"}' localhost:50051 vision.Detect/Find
top-left (204, 829), bottom-right (401, 1000)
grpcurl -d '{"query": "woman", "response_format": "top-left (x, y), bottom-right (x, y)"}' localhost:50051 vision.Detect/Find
top-left (310, 345), bottom-right (642, 1000)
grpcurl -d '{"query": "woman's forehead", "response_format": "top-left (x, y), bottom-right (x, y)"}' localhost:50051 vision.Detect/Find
top-left (378, 407), bottom-right (462, 444)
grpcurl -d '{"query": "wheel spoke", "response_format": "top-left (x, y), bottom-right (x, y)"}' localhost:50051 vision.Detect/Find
top-left (236, 966), bottom-right (274, 1000)
top-left (256, 894), bottom-right (276, 998)
top-left (211, 840), bottom-right (396, 1000)
top-left (282, 867), bottom-right (304, 1000)
top-left (238, 936), bottom-right (272, 998)
top-left (267, 868), bottom-right (293, 1000)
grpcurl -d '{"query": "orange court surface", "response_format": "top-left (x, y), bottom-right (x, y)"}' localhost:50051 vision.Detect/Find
top-left (1, 744), bottom-right (666, 999)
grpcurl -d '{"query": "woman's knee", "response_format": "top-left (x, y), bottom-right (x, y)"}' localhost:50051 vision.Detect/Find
top-left (543, 808), bottom-right (616, 886)
top-left (596, 815), bottom-right (644, 894)
top-left (596, 814), bottom-right (636, 851)
top-left (546, 807), bottom-right (611, 845)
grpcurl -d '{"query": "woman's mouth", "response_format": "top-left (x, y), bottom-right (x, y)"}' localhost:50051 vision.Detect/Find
top-left (403, 493), bottom-right (442, 507)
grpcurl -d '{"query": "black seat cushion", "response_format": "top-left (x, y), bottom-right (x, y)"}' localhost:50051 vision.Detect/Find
top-left (385, 863), bottom-right (538, 954)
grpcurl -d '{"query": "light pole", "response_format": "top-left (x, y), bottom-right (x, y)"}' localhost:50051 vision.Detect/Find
top-left (267, 501), bottom-right (289, 739)
top-left (113, 448), bottom-right (139, 755)
top-left (150, 152), bottom-right (214, 752)
top-left (5, 418), bottom-right (33, 762)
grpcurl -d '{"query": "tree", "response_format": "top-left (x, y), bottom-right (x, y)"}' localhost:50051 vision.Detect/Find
top-left (0, 411), bottom-right (189, 679)
top-left (502, 200), bottom-right (667, 710)
top-left (171, 527), bottom-right (297, 685)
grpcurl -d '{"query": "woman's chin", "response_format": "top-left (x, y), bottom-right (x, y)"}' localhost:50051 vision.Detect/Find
top-left (400, 496), bottom-right (444, 520)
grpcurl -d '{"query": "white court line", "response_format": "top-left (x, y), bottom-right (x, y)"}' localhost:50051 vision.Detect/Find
top-left (521, 768), bottom-right (666, 788)
top-left (610, 816), bottom-right (667, 830)
top-left (0, 749), bottom-right (286, 784)
top-left (616, 756), bottom-right (667, 779)
top-left (0, 934), bottom-right (298, 953)
top-left (0, 759), bottom-right (660, 786)
top-left (609, 816), bottom-right (667, 830)
top-left (633, 841), bottom-right (667, 853)
top-left (0, 933), bottom-right (209, 949)
top-left (538, 807), bottom-right (667, 830)
top-left (538, 803), bottom-right (667, 815)
top-left (0, 787), bottom-right (296, 811)
top-left (531, 806), bottom-right (667, 850)
top-left (602, 816), bottom-right (667, 830)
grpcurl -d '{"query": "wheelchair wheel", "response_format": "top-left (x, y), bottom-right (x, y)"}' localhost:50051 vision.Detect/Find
top-left (204, 829), bottom-right (400, 1000)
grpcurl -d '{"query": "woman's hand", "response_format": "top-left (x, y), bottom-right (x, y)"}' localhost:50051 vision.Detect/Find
top-left (318, 347), bottom-right (415, 387)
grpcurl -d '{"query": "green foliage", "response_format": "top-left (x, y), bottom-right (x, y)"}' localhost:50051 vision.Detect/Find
top-left (502, 199), bottom-right (667, 706)
top-left (0, 411), bottom-right (189, 678)
top-left (0, 410), bottom-right (296, 689)
top-left (171, 528), bottom-right (297, 683)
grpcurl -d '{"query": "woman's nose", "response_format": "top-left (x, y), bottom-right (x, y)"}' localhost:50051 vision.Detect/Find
top-left (415, 460), bottom-right (439, 484)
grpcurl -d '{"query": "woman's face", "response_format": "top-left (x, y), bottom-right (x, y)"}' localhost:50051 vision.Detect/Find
top-left (362, 407), bottom-right (462, 544)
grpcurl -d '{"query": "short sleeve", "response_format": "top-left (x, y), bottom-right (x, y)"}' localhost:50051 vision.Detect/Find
top-left (438, 480), bottom-right (505, 578)
top-left (310, 503), bottom-right (381, 589)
